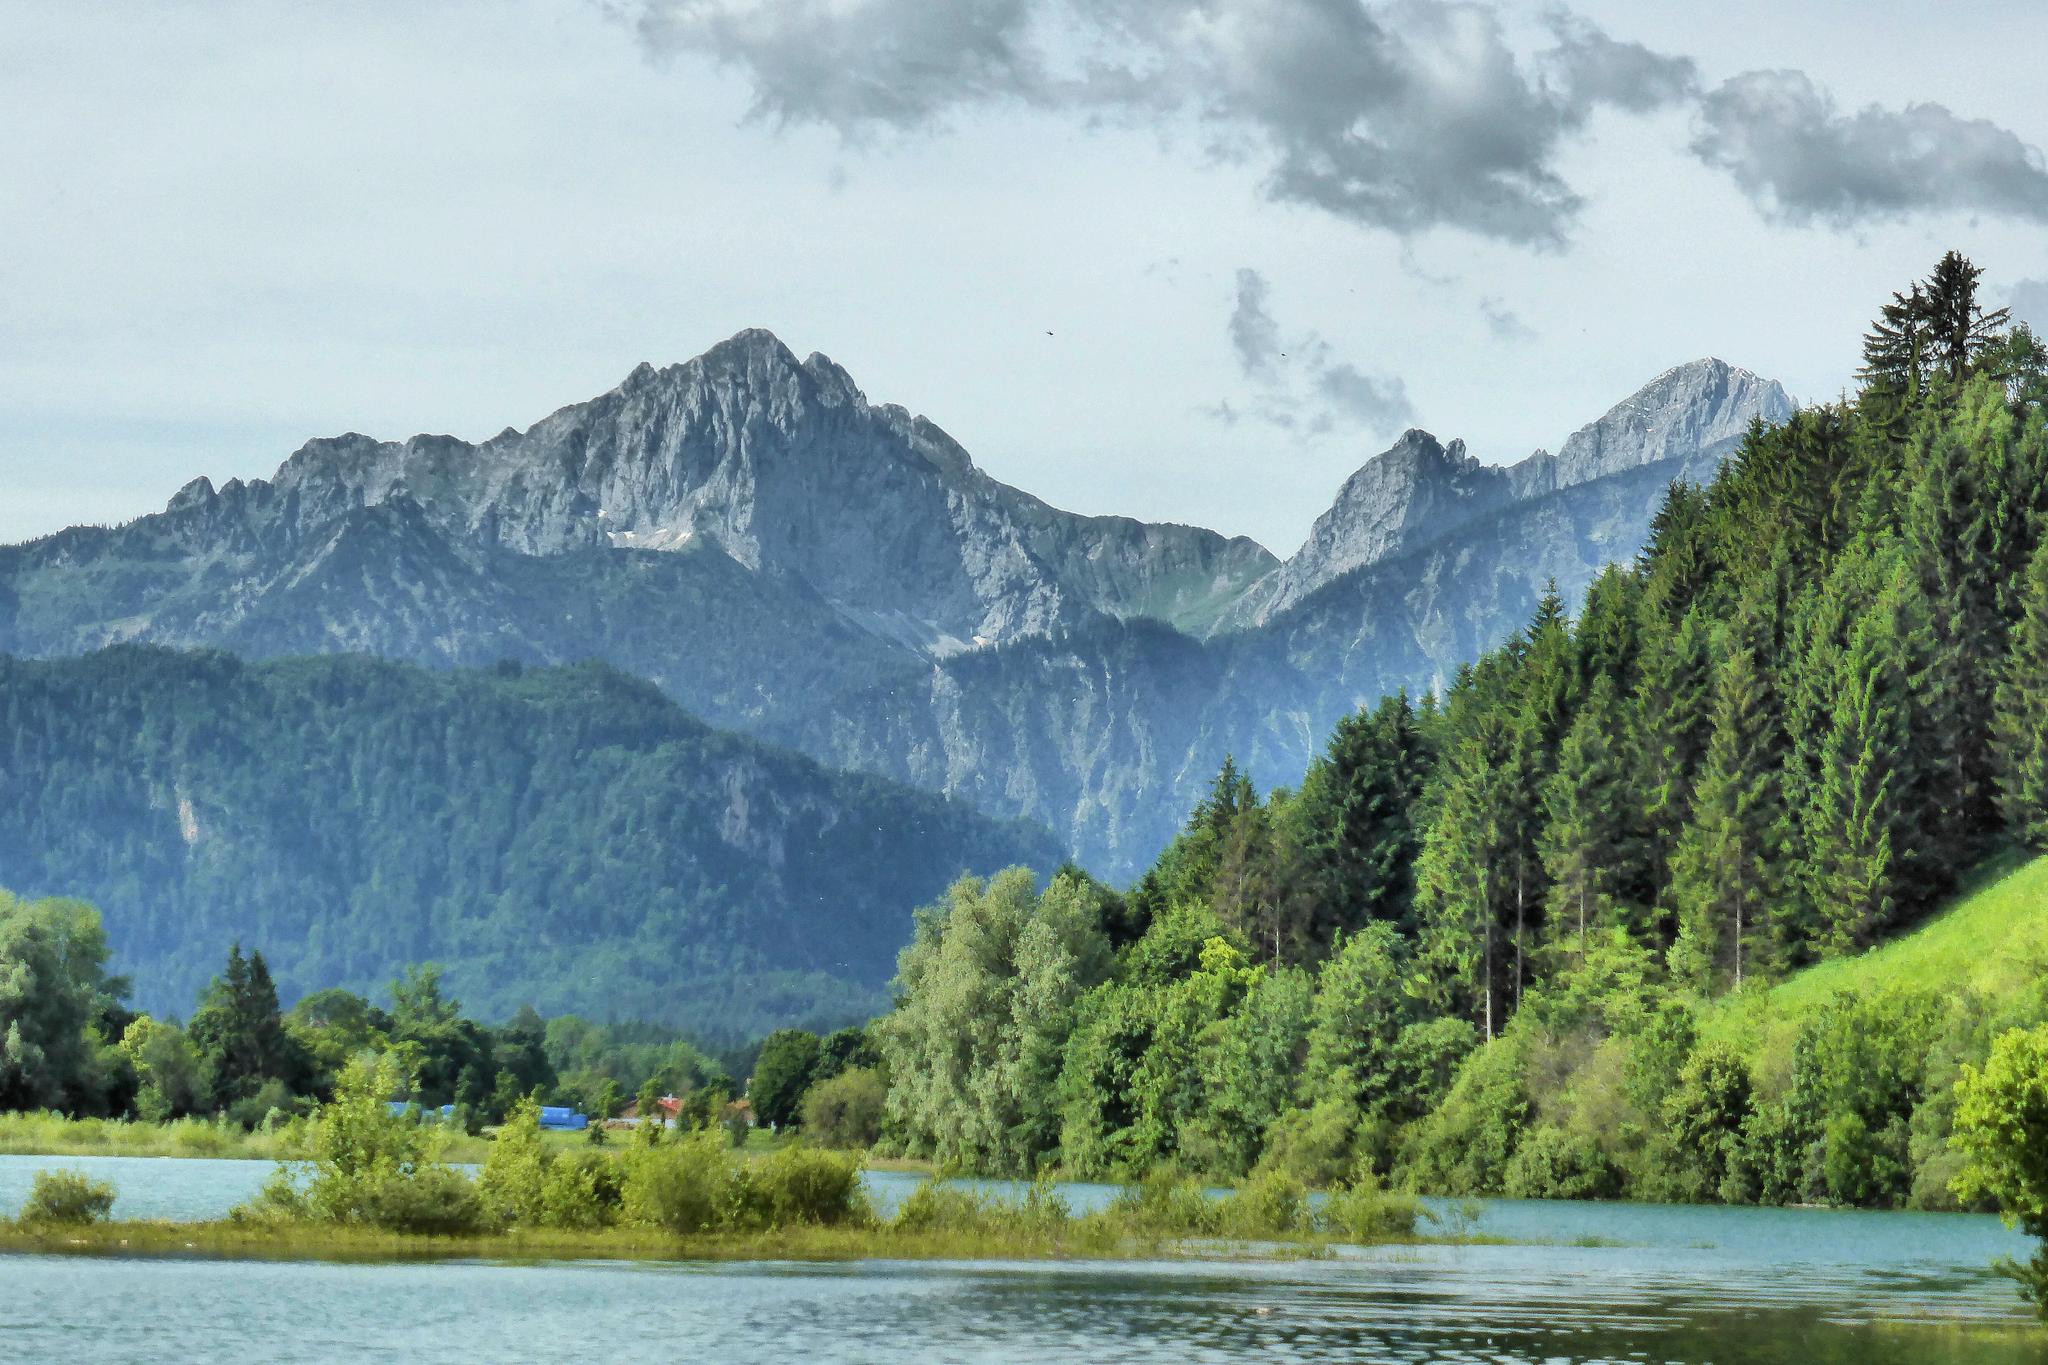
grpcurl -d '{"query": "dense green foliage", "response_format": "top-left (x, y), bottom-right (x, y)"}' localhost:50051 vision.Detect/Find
top-left (871, 256), bottom-right (2048, 1235)
top-left (0, 649), bottom-right (1061, 1030)
top-left (0, 892), bottom-right (132, 1116)
top-left (17, 1169), bottom-right (116, 1226)
top-left (749, 1030), bottom-right (823, 1130)
top-left (1954, 1025), bottom-right (2048, 1312)
top-left (0, 891), bottom-right (770, 1139)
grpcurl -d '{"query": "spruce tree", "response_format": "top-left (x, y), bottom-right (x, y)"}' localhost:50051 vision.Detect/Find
top-left (1211, 795), bottom-right (1286, 963)
top-left (1505, 586), bottom-right (1577, 1002)
top-left (1803, 627), bottom-right (1905, 955)
top-left (1860, 282), bottom-right (1929, 398)
top-left (1670, 649), bottom-right (1783, 991)
top-left (1634, 607), bottom-right (1717, 939)
top-left (1996, 541), bottom-right (2048, 845)
top-left (1920, 250), bottom-right (2011, 384)
top-left (1641, 481), bottom-right (1721, 625)
top-left (1414, 712), bottom-right (1516, 1039)
top-left (1539, 676), bottom-right (1636, 969)
top-left (188, 944), bottom-right (307, 1111)
top-left (1293, 692), bottom-right (1429, 947)
top-left (1902, 387), bottom-right (2023, 845)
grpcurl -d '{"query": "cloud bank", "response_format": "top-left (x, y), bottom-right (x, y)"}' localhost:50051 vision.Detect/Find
top-left (631, 0), bottom-right (2048, 245)
top-left (1691, 70), bottom-right (2048, 227)
top-left (634, 0), bottom-right (1695, 246)
top-left (1219, 267), bottom-right (1413, 434)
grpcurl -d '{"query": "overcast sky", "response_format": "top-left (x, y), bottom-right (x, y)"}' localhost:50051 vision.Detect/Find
top-left (4, 1), bottom-right (2047, 555)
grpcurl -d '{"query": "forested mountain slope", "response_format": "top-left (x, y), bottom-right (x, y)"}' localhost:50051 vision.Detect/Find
top-left (871, 253), bottom-right (2048, 1219)
top-left (0, 338), bottom-right (1787, 874)
top-left (0, 647), bottom-right (1062, 1031)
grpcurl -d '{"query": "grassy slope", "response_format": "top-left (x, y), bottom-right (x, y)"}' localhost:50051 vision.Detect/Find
top-left (1704, 848), bottom-right (2048, 1059)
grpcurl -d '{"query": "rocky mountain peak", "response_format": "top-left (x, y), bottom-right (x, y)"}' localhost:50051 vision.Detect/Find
top-left (166, 476), bottom-right (216, 513)
top-left (1512, 358), bottom-right (1793, 498)
top-left (1221, 427), bottom-right (1514, 626)
top-left (1220, 358), bottom-right (1792, 631)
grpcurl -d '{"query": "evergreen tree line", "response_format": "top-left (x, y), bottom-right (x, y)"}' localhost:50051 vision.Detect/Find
top-left (873, 254), bottom-right (2048, 1209)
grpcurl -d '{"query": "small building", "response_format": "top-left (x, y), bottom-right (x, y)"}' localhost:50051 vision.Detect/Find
top-left (611, 1095), bottom-right (684, 1130)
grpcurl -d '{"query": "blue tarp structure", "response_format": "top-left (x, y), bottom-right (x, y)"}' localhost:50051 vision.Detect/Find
top-left (381, 1100), bottom-right (586, 1129)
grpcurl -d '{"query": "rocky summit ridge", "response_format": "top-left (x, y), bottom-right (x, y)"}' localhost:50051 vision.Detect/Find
top-left (0, 334), bottom-right (1792, 872)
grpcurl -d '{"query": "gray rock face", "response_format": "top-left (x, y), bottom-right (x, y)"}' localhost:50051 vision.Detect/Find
top-left (1224, 431), bottom-right (1514, 626)
top-left (0, 337), bottom-right (1790, 875)
top-left (1510, 358), bottom-right (1794, 497)
top-left (241, 329), bottom-right (1270, 654)
top-left (1226, 359), bottom-right (1791, 627)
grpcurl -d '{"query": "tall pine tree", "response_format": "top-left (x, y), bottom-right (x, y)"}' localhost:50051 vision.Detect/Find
top-left (1415, 712), bottom-right (1517, 1039)
top-left (1539, 675), bottom-right (1637, 969)
top-left (1670, 649), bottom-right (1783, 991)
top-left (1802, 624), bottom-right (1906, 955)
top-left (1995, 540), bottom-right (2048, 845)
top-left (1293, 692), bottom-right (1430, 947)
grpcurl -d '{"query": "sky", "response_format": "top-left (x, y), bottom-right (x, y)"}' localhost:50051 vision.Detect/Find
top-left (3, 0), bottom-right (2047, 555)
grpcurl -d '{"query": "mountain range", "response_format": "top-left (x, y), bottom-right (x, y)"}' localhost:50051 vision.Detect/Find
top-left (0, 332), bottom-right (1790, 878)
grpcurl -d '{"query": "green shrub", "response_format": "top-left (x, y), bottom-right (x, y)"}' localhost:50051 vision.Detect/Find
top-left (892, 1180), bottom-right (999, 1234)
top-left (1217, 1168), bottom-right (1309, 1238)
top-left (801, 1068), bottom-right (886, 1150)
top-left (18, 1170), bottom-right (116, 1226)
top-left (1663, 1042), bottom-right (1755, 1204)
top-left (1503, 1125), bottom-right (1622, 1201)
top-left (226, 1078), bottom-right (308, 1132)
top-left (170, 1117), bottom-right (243, 1157)
top-left (239, 1053), bottom-right (487, 1235)
top-left (359, 1164), bottom-right (487, 1236)
top-left (1397, 1036), bottom-right (1530, 1196)
top-left (1254, 1094), bottom-right (1361, 1187)
top-left (891, 1175), bottom-right (1070, 1239)
top-left (743, 1143), bottom-right (868, 1228)
top-left (540, 1149), bottom-right (623, 1230)
top-left (1321, 1167), bottom-right (1422, 1241)
top-left (621, 1127), bottom-right (742, 1234)
top-left (1098, 1172), bottom-right (1221, 1237)
top-left (478, 1097), bottom-right (550, 1227)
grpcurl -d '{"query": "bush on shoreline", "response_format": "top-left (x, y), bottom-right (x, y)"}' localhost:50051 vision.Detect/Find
top-left (17, 1169), bottom-right (117, 1226)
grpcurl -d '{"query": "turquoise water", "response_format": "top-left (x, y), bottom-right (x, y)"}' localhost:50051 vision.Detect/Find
top-left (1, 1155), bottom-right (2040, 1362)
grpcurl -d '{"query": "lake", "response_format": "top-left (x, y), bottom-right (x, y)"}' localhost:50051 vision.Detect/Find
top-left (1, 1155), bottom-right (2040, 1362)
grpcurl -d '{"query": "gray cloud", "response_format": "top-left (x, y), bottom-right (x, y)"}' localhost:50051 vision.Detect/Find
top-left (1539, 8), bottom-right (1697, 114)
top-left (1229, 268), bottom-right (1282, 378)
top-left (1314, 360), bottom-right (1414, 432)
top-left (634, 0), bottom-right (1043, 132)
top-left (1479, 294), bottom-right (1533, 341)
top-left (1691, 70), bottom-right (2048, 227)
top-left (633, 2), bottom-right (2048, 241)
top-left (1216, 268), bottom-right (1413, 435)
top-left (631, 0), bottom-right (1695, 246)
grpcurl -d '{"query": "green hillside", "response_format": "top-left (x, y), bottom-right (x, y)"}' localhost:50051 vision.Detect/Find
top-left (1707, 850), bottom-right (2048, 1058)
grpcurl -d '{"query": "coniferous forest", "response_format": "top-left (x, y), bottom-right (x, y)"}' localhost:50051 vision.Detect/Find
top-left (873, 254), bottom-right (2048, 1214)
top-left (0, 650), bottom-right (1061, 1032)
